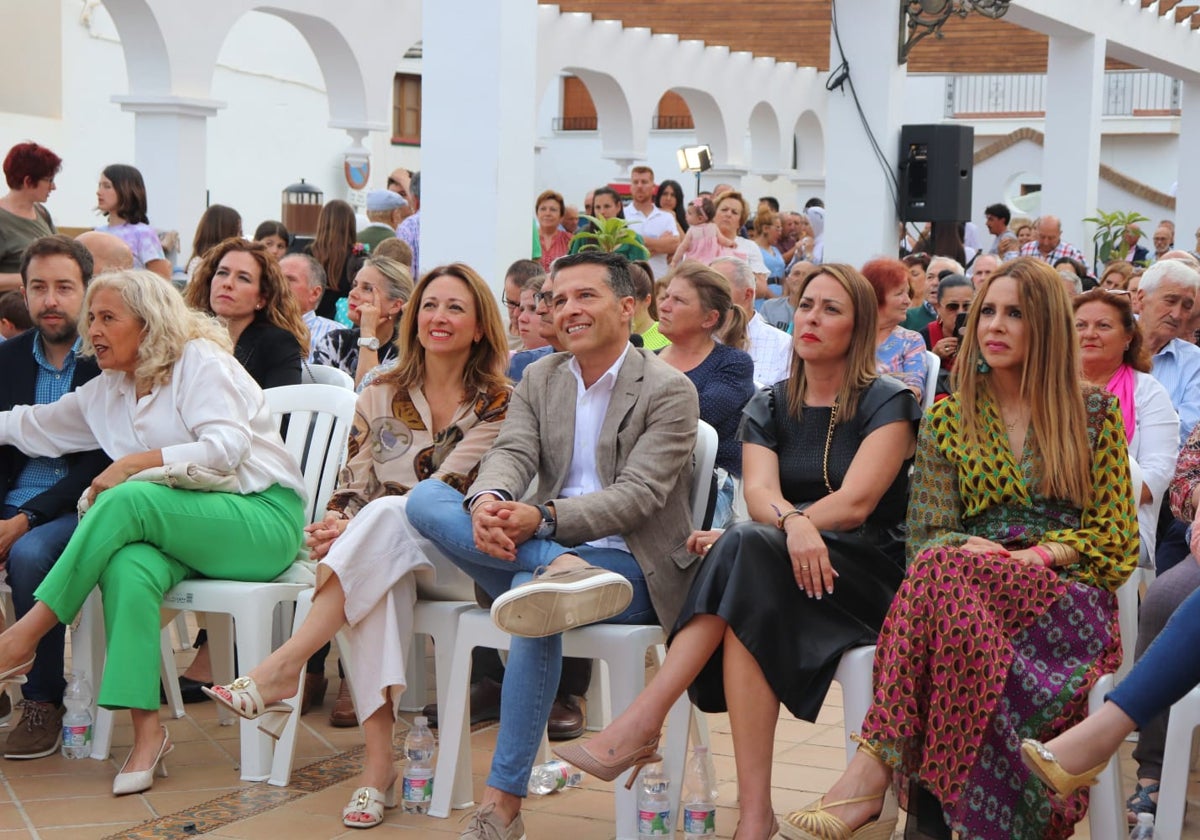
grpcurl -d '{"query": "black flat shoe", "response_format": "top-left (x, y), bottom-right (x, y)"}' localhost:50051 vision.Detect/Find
top-left (160, 676), bottom-right (212, 706)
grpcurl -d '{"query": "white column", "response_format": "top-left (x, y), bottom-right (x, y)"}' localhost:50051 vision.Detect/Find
top-left (1042, 33), bottom-right (1105, 259)
top-left (823, 0), bottom-right (905, 265)
top-left (112, 95), bottom-right (224, 253)
top-left (421, 0), bottom-right (537, 289)
top-left (1176, 80), bottom-right (1200, 251)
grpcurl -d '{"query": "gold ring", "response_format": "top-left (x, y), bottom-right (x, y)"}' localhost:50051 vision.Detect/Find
top-left (800, 564), bottom-right (810, 571)
top-left (702, 543), bottom-right (711, 553)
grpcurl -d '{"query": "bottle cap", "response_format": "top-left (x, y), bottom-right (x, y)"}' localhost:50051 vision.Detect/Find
top-left (414, 716), bottom-right (428, 726)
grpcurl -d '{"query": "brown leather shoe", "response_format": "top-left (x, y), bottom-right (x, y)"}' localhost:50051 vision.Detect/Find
top-left (547, 694), bottom-right (585, 741)
top-left (421, 676), bottom-right (502, 729)
top-left (300, 673), bottom-right (328, 716)
top-left (328, 679), bottom-right (357, 727)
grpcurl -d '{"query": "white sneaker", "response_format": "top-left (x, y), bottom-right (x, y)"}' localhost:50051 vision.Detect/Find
top-left (490, 566), bottom-right (633, 637)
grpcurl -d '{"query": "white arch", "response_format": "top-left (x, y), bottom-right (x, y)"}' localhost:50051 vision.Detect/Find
top-left (668, 87), bottom-right (730, 165)
top-left (558, 67), bottom-right (636, 156)
top-left (793, 109), bottom-right (825, 175)
top-left (748, 101), bottom-right (783, 171)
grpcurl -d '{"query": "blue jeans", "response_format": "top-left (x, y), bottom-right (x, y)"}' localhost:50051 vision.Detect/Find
top-left (2, 505), bottom-right (78, 705)
top-left (406, 479), bottom-right (655, 797)
top-left (1108, 580), bottom-right (1200, 726)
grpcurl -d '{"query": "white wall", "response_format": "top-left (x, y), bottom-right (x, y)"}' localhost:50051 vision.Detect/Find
top-left (0, 3), bottom-right (356, 241)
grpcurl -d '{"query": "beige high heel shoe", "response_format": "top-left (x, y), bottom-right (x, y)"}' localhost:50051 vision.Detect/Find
top-left (552, 735), bottom-right (662, 789)
top-left (202, 676), bottom-right (292, 739)
top-left (112, 726), bottom-right (173, 796)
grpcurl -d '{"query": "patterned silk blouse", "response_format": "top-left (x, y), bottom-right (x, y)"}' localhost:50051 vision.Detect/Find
top-left (326, 377), bottom-right (511, 517)
top-left (907, 386), bottom-right (1137, 592)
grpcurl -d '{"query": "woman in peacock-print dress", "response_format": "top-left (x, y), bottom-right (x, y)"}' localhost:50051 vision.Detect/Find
top-left (781, 257), bottom-right (1138, 840)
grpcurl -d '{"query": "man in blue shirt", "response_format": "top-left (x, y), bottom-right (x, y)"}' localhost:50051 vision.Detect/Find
top-left (0, 236), bottom-right (107, 759)
top-left (1139, 259), bottom-right (1200, 574)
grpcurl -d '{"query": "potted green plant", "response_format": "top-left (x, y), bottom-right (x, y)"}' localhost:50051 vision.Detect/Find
top-left (570, 215), bottom-right (650, 259)
top-left (1083, 208), bottom-right (1150, 266)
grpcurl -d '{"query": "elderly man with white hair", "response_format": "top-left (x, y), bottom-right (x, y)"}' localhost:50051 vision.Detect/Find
top-left (280, 254), bottom-right (341, 362)
top-left (1139, 259), bottom-right (1200, 444)
top-left (710, 256), bottom-right (792, 386)
top-left (903, 255), bottom-right (964, 332)
top-left (968, 253), bottom-right (1000, 289)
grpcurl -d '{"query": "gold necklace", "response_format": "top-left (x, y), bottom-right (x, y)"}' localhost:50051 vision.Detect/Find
top-left (822, 401), bottom-right (839, 493)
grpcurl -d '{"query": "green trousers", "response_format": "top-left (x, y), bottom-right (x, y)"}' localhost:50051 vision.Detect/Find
top-left (35, 481), bottom-right (304, 710)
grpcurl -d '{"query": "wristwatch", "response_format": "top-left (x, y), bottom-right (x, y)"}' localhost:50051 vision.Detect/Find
top-left (17, 508), bottom-right (43, 529)
top-left (357, 336), bottom-right (381, 351)
top-left (534, 504), bottom-right (556, 539)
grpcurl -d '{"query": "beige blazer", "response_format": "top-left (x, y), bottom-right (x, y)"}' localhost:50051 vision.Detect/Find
top-left (467, 347), bottom-right (700, 629)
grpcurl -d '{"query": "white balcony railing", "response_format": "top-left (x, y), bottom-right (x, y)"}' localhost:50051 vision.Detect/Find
top-left (945, 70), bottom-right (1181, 118)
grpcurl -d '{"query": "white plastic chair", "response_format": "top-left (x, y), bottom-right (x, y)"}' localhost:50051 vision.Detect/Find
top-left (83, 383), bottom-right (357, 781)
top-left (1154, 684), bottom-right (1200, 838)
top-left (922, 350), bottom-right (940, 412)
top-left (427, 420), bottom-right (719, 838)
top-left (302, 363), bottom-right (354, 390)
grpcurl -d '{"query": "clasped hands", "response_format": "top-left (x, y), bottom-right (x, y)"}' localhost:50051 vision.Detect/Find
top-left (471, 496), bottom-right (541, 561)
top-left (959, 535), bottom-right (1047, 567)
top-left (305, 511), bottom-right (350, 559)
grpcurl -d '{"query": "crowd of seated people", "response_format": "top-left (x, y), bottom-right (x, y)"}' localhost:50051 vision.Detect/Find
top-left (6, 136), bottom-right (1200, 838)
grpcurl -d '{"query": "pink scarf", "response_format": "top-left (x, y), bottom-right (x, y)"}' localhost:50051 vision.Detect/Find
top-left (1106, 364), bottom-right (1137, 442)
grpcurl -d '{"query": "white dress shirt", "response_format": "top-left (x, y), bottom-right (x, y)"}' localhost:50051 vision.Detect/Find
top-left (1130, 370), bottom-right (1181, 565)
top-left (624, 204), bottom-right (678, 278)
top-left (561, 344), bottom-right (631, 552)
top-left (747, 312), bottom-right (794, 387)
top-left (0, 338), bottom-right (307, 501)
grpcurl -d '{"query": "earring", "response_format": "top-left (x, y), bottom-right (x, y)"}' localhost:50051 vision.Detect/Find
top-left (976, 356), bottom-right (991, 373)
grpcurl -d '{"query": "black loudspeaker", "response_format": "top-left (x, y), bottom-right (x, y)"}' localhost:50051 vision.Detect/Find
top-left (899, 124), bottom-right (973, 222)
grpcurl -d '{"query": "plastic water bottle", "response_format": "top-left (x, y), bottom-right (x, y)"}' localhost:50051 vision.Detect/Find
top-left (529, 759), bottom-right (583, 795)
top-left (636, 761), bottom-right (671, 838)
top-left (401, 716), bottom-right (435, 814)
top-left (682, 745), bottom-right (717, 839)
top-left (61, 673), bottom-right (94, 759)
top-left (1130, 812), bottom-right (1156, 840)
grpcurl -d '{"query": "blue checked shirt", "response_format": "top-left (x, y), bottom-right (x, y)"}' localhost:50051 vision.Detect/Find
top-left (4, 336), bottom-right (81, 508)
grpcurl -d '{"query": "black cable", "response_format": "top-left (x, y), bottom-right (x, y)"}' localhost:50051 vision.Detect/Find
top-left (828, 0), bottom-right (920, 241)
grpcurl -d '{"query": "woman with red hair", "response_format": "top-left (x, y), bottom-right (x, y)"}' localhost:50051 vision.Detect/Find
top-left (0, 143), bottom-right (61, 291)
top-left (864, 257), bottom-right (928, 403)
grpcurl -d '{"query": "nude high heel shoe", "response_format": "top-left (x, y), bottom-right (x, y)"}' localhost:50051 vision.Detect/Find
top-left (202, 676), bottom-right (292, 739)
top-left (112, 726), bottom-right (173, 796)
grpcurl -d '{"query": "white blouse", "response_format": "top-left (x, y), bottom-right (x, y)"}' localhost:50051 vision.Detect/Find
top-left (1130, 370), bottom-right (1180, 565)
top-left (0, 338), bottom-right (307, 502)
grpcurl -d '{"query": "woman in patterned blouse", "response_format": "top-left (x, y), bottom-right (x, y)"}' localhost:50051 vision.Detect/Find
top-left (783, 258), bottom-right (1138, 840)
top-left (208, 263), bottom-right (512, 829)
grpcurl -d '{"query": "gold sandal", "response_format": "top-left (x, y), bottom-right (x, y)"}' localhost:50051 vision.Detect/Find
top-left (778, 788), bottom-right (898, 840)
top-left (1020, 739), bottom-right (1108, 797)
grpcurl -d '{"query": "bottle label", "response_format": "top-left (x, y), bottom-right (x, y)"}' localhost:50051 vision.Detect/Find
top-left (62, 724), bottom-right (92, 747)
top-left (638, 808), bottom-right (671, 835)
top-left (683, 806), bottom-right (716, 835)
top-left (402, 774), bottom-right (433, 803)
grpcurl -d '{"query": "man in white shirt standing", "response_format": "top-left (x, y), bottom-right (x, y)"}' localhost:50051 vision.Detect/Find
top-left (623, 166), bottom-right (680, 278)
top-left (711, 256), bottom-right (793, 386)
top-left (281, 254), bottom-right (341, 362)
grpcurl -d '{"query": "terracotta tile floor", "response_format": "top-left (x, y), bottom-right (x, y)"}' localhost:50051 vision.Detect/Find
top-left (0, 634), bottom-right (1198, 838)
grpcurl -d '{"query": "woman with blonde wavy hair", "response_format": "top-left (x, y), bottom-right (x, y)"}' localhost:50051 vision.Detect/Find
top-left (184, 237), bottom-right (308, 389)
top-left (0, 269), bottom-right (307, 797)
top-left (556, 264), bottom-right (921, 840)
top-left (782, 257), bottom-right (1137, 840)
top-left (207, 263), bottom-right (512, 830)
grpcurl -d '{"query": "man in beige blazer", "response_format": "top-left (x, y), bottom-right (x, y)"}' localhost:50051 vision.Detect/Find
top-left (407, 250), bottom-right (699, 840)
